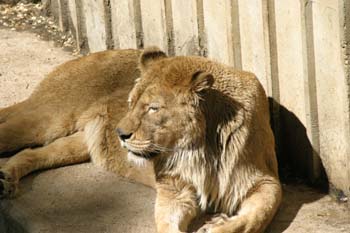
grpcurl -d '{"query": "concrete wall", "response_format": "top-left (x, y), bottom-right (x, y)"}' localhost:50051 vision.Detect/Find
top-left (45, 0), bottom-right (350, 198)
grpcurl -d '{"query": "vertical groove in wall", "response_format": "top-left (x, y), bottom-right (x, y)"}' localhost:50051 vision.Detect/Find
top-left (75, 0), bottom-right (89, 54)
top-left (50, 0), bottom-right (59, 22)
top-left (110, 0), bottom-right (120, 49)
top-left (133, 0), bottom-right (144, 49)
top-left (301, 0), bottom-right (321, 182)
top-left (231, 0), bottom-right (242, 70)
top-left (342, 1), bottom-right (350, 92)
top-left (63, 0), bottom-right (71, 32)
top-left (57, 0), bottom-right (62, 29)
top-left (266, 0), bottom-right (281, 155)
top-left (267, 0), bottom-right (280, 102)
top-left (196, 0), bottom-right (207, 57)
top-left (345, 0), bottom-right (350, 197)
top-left (66, 1), bottom-right (78, 46)
top-left (103, 0), bottom-right (113, 49)
top-left (58, 0), bottom-right (69, 32)
top-left (226, 0), bottom-right (234, 65)
top-left (164, 0), bottom-right (175, 56)
top-left (261, 0), bottom-right (272, 96)
top-left (339, 0), bottom-right (350, 196)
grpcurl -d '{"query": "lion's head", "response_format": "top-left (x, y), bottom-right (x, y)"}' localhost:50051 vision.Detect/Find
top-left (116, 47), bottom-right (214, 163)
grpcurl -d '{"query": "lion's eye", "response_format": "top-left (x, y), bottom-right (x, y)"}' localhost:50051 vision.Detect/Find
top-left (148, 104), bottom-right (160, 114)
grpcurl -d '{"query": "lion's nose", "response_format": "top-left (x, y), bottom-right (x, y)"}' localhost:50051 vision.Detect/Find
top-left (116, 128), bottom-right (133, 141)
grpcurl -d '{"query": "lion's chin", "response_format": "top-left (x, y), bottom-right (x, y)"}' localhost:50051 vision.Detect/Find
top-left (127, 151), bottom-right (159, 167)
top-left (127, 152), bottom-right (147, 167)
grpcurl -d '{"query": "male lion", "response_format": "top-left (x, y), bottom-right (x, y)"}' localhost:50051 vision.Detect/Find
top-left (0, 47), bottom-right (281, 233)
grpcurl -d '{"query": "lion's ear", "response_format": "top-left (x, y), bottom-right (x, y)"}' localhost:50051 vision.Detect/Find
top-left (190, 71), bottom-right (214, 93)
top-left (140, 46), bottom-right (167, 69)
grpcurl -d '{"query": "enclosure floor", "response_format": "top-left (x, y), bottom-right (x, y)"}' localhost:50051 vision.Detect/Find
top-left (0, 28), bottom-right (349, 233)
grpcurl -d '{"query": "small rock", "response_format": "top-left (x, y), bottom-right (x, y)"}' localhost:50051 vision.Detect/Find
top-left (339, 196), bottom-right (348, 203)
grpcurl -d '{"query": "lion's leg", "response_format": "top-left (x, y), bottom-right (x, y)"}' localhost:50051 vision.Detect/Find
top-left (0, 111), bottom-right (72, 155)
top-left (155, 178), bottom-right (199, 233)
top-left (0, 101), bottom-right (27, 124)
top-left (197, 178), bottom-right (282, 233)
top-left (0, 110), bottom-right (49, 154)
top-left (0, 131), bottom-right (89, 198)
top-left (0, 102), bottom-right (32, 153)
top-left (0, 100), bottom-right (75, 154)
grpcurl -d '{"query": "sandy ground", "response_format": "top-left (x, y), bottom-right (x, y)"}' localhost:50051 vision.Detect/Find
top-left (0, 28), bottom-right (349, 233)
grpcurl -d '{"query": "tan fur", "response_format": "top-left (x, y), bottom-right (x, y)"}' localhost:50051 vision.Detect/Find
top-left (0, 47), bottom-right (281, 233)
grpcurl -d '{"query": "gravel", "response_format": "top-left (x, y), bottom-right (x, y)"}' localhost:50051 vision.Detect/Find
top-left (0, 1), bottom-right (78, 54)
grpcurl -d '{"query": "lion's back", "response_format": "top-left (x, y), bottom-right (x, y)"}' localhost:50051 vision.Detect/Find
top-left (31, 49), bottom-right (142, 103)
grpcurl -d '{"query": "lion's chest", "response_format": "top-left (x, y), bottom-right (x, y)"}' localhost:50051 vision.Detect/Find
top-left (163, 149), bottom-right (249, 215)
top-left (164, 149), bottom-right (222, 211)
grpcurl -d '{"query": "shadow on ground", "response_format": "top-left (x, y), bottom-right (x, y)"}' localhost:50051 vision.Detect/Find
top-left (0, 164), bottom-right (157, 233)
top-left (267, 184), bottom-right (324, 232)
top-left (0, 208), bottom-right (28, 233)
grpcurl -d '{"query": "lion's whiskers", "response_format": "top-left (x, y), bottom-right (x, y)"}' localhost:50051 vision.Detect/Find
top-left (149, 143), bottom-right (172, 153)
top-left (125, 140), bottom-right (172, 155)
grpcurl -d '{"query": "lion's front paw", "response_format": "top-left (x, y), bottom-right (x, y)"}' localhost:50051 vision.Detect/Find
top-left (196, 214), bottom-right (229, 233)
top-left (196, 224), bottom-right (215, 233)
top-left (0, 170), bottom-right (17, 198)
top-left (195, 214), bottom-right (247, 233)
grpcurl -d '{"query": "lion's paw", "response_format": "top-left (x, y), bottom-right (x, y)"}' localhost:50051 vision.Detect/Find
top-left (0, 170), bottom-right (17, 198)
top-left (195, 214), bottom-right (232, 233)
top-left (195, 224), bottom-right (213, 233)
top-left (196, 214), bottom-right (245, 233)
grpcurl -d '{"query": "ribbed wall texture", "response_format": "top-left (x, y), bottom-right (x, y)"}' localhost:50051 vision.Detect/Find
top-left (45, 0), bottom-right (350, 197)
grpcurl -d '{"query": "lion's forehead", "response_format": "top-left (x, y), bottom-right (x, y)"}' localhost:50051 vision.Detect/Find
top-left (129, 57), bottom-right (215, 107)
top-left (129, 82), bottom-right (176, 109)
top-left (147, 60), bottom-right (199, 85)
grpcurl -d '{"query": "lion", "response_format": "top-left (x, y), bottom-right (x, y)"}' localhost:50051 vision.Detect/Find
top-left (0, 47), bottom-right (281, 233)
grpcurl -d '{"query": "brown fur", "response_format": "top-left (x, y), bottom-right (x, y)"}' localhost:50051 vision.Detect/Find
top-left (116, 47), bottom-right (282, 232)
top-left (0, 47), bottom-right (281, 233)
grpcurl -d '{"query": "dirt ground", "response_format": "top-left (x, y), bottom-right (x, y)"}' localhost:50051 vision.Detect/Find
top-left (0, 28), bottom-right (349, 233)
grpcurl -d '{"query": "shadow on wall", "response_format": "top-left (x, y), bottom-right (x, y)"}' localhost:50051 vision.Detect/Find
top-left (267, 98), bottom-right (329, 232)
top-left (268, 97), bottom-right (328, 188)
top-left (0, 1), bottom-right (41, 5)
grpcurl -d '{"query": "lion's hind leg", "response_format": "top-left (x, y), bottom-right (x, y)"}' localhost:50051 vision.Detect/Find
top-left (0, 102), bottom-right (25, 124)
top-left (0, 106), bottom-right (71, 155)
top-left (0, 117), bottom-right (38, 154)
top-left (0, 100), bottom-right (73, 154)
top-left (0, 102), bottom-right (47, 154)
top-left (0, 131), bottom-right (89, 198)
top-left (197, 177), bottom-right (282, 233)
